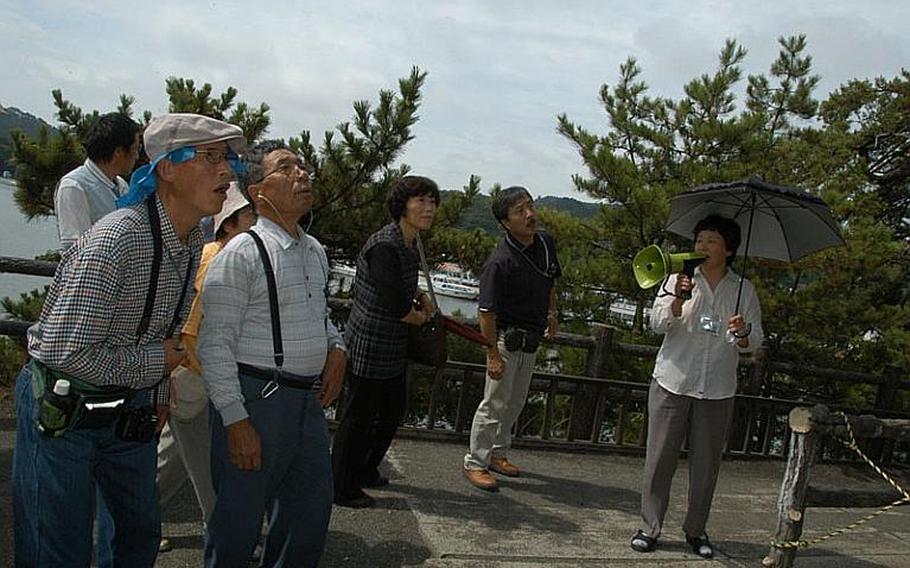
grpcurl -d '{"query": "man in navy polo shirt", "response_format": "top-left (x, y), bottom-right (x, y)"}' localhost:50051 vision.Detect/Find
top-left (463, 186), bottom-right (561, 492)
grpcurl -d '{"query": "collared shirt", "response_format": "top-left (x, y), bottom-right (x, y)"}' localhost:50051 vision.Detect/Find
top-left (180, 241), bottom-right (223, 375)
top-left (650, 267), bottom-right (764, 400)
top-left (28, 194), bottom-right (202, 406)
top-left (199, 217), bottom-right (343, 425)
top-left (478, 232), bottom-right (561, 334)
top-left (54, 158), bottom-right (129, 250)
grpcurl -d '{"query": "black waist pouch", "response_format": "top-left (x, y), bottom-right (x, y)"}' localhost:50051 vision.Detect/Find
top-left (502, 328), bottom-right (543, 353)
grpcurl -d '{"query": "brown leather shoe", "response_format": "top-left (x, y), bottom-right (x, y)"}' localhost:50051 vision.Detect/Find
top-left (463, 466), bottom-right (499, 491)
top-left (489, 456), bottom-right (520, 477)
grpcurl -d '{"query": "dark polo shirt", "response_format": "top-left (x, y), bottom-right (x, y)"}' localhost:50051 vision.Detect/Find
top-left (478, 232), bottom-right (561, 334)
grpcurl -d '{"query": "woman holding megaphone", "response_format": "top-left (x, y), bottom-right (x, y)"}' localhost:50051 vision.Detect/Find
top-left (630, 214), bottom-right (763, 560)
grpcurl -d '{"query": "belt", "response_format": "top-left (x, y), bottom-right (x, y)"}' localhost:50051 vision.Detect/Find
top-left (237, 363), bottom-right (320, 391)
top-left (31, 359), bottom-right (132, 401)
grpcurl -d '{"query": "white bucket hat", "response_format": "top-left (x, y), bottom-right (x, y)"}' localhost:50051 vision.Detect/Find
top-left (212, 182), bottom-right (251, 236)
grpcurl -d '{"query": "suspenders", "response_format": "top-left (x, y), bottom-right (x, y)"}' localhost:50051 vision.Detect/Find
top-left (246, 229), bottom-right (285, 371)
top-left (245, 228), bottom-right (329, 397)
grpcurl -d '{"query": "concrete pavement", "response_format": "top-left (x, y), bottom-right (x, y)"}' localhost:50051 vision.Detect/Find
top-left (2, 394), bottom-right (908, 567)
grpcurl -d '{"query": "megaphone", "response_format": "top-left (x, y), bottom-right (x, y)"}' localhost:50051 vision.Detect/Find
top-left (633, 245), bottom-right (705, 299)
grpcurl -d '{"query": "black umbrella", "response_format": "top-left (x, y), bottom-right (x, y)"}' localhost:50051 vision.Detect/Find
top-left (666, 176), bottom-right (845, 313)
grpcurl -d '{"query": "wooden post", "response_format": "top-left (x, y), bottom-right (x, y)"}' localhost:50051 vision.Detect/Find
top-left (872, 366), bottom-right (903, 463)
top-left (569, 324), bottom-right (614, 441)
top-left (763, 406), bottom-right (821, 568)
top-left (425, 368), bottom-right (444, 430)
top-left (454, 368), bottom-right (473, 434)
top-left (541, 379), bottom-right (558, 440)
top-left (744, 351), bottom-right (768, 395)
top-left (731, 353), bottom-right (766, 453)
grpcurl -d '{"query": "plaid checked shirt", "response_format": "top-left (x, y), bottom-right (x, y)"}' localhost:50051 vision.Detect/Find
top-left (27, 195), bottom-right (203, 406)
top-left (345, 223), bottom-right (419, 379)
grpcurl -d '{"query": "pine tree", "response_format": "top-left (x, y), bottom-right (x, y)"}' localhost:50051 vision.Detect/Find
top-left (288, 67), bottom-right (481, 264)
top-left (555, 35), bottom-right (909, 396)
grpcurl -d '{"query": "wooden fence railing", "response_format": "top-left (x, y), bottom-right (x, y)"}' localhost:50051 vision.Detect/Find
top-left (763, 405), bottom-right (910, 567)
top-left (2, 255), bottom-right (908, 461)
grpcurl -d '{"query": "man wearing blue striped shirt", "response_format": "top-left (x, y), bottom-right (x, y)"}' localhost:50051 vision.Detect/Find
top-left (199, 141), bottom-right (347, 567)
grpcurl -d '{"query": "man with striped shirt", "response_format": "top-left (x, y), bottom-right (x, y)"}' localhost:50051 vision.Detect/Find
top-left (199, 141), bottom-right (347, 567)
top-left (12, 113), bottom-right (245, 567)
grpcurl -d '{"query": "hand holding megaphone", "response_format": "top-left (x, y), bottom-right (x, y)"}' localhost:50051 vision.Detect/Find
top-left (633, 245), bottom-right (705, 300)
top-left (675, 273), bottom-right (694, 300)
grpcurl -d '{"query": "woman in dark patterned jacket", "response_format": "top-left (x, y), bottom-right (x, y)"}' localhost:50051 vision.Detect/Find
top-left (331, 175), bottom-right (440, 507)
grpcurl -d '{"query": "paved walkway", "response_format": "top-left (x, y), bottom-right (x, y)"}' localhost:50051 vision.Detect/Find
top-left (2, 402), bottom-right (909, 567)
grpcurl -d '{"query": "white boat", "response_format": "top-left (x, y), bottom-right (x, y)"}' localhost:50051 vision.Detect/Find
top-left (422, 263), bottom-right (480, 300)
top-left (432, 276), bottom-right (479, 300)
top-left (333, 261), bottom-right (480, 301)
top-left (331, 263), bottom-right (357, 279)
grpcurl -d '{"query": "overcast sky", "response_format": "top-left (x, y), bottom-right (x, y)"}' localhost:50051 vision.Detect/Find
top-left (2, 0), bottom-right (908, 200)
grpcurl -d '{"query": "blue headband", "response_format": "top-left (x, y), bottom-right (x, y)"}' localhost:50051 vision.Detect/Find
top-left (117, 147), bottom-right (245, 208)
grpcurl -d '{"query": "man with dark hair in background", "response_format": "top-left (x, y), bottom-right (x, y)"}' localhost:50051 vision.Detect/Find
top-left (54, 112), bottom-right (141, 250)
top-left (463, 186), bottom-right (561, 492)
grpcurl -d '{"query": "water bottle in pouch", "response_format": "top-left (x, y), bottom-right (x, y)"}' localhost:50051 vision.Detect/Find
top-left (38, 379), bottom-right (77, 437)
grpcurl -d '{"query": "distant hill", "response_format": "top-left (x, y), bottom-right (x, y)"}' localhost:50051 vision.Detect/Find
top-left (444, 190), bottom-right (600, 233)
top-left (0, 105), bottom-right (55, 172)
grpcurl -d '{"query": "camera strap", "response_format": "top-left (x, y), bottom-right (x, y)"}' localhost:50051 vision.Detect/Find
top-left (505, 232), bottom-right (556, 280)
top-left (136, 196), bottom-right (194, 340)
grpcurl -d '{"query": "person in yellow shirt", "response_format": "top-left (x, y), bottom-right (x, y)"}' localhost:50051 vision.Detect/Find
top-left (157, 183), bottom-right (256, 551)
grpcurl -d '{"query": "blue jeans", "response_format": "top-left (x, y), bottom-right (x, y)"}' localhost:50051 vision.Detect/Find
top-left (204, 373), bottom-right (333, 568)
top-left (12, 364), bottom-right (161, 567)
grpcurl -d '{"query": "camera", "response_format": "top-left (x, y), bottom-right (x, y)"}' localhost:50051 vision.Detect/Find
top-left (114, 406), bottom-right (158, 443)
top-left (503, 328), bottom-right (542, 353)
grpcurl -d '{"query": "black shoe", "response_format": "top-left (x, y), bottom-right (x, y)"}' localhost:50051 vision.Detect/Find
top-left (334, 492), bottom-right (376, 508)
top-left (359, 474), bottom-right (390, 488)
top-left (685, 533), bottom-right (715, 559)
top-left (630, 529), bottom-right (657, 553)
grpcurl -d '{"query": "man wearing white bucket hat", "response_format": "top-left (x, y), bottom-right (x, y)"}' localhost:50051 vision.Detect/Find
top-left (157, 182), bottom-right (256, 551)
top-left (13, 113), bottom-right (245, 567)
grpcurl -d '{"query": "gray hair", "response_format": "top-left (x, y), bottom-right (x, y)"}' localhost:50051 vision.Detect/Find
top-left (239, 139), bottom-right (288, 195)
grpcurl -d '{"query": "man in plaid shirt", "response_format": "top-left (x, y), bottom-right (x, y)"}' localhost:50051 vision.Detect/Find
top-left (12, 113), bottom-right (245, 568)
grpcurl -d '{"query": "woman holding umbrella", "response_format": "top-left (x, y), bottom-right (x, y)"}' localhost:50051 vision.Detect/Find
top-left (631, 214), bottom-right (763, 559)
top-left (331, 175), bottom-right (440, 508)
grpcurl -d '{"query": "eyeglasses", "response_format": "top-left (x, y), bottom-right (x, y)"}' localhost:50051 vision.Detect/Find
top-left (168, 146), bottom-right (245, 176)
top-left (260, 158), bottom-right (314, 183)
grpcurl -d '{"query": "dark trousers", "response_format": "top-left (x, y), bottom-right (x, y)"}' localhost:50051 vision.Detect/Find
top-left (12, 364), bottom-right (160, 568)
top-left (331, 372), bottom-right (406, 498)
top-left (204, 373), bottom-right (333, 568)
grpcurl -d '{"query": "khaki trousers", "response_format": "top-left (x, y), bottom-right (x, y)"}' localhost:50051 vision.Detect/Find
top-left (157, 407), bottom-right (216, 524)
top-left (464, 340), bottom-right (537, 470)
